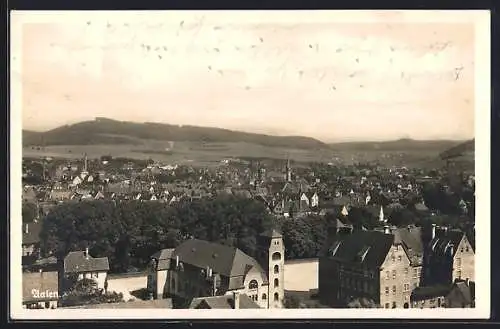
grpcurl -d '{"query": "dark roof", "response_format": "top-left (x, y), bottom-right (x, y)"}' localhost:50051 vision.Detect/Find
top-left (393, 226), bottom-right (424, 265)
top-left (324, 230), bottom-right (394, 268)
top-left (449, 281), bottom-right (475, 305)
top-left (189, 294), bottom-right (260, 309)
top-left (64, 251), bottom-right (110, 273)
top-left (411, 284), bottom-right (452, 301)
top-left (172, 239), bottom-right (265, 279)
top-left (65, 298), bottom-right (173, 309)
top-left (151, 248), bottom-right (174, 270)
top-left (22, 221), bottom-right (42, 245)
top-left (429, 229), bottom-right (465, 257)
top-left (23, 271), bottom-right (59, 303)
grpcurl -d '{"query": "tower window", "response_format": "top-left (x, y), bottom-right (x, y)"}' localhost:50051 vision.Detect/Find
top-left (274, 265), bottom-right (279, 274)
top-left (274, 278), bottom-right (279, 288)
top-left (249, 280), bottom-right (258, 290)
top-left (262, 293), bottom-right (267, 300)
top-left (272, 252), bottom-right (281, 261)
top-left (274, 293), bottom-right (279, 301)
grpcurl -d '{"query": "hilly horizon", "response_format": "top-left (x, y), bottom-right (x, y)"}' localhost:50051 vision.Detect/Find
top-left (22, 117), bottom-right (470, 152)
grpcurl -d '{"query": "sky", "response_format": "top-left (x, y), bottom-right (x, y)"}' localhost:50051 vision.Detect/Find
top-left (15, 11), bottom-right (476, 142)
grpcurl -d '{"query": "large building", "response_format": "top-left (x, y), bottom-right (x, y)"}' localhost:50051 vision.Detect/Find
top-left (424, 225), bottom-right (475, 286)
top-left (318, 227), bottom-right (419, 309)
top-left (318, 224), bottom-right (475, 309)
top-left (147, 229), bottom-right (285, 309)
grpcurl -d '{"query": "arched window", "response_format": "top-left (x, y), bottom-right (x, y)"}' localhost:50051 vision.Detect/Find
top-left (262, 293), bottom-right (267, 300)
top-left (274, 278), bottom-right (279, 288)
top-left (274, 292), bottom-right (279, 301)
top-left (249, 279), bottom-right (258, 290)
top-left (274, 265), bottom-right (279, 274)
top-left (272, 252), bottom-right (281, 261)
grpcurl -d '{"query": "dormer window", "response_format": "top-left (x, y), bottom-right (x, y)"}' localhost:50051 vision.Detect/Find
top-left (357, 246), bottom-right (370, 262)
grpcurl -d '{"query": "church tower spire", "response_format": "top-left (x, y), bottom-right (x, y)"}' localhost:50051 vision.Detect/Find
top-left (285, 157), bottom-right (292, 182)
top-left (379, 206), bottom-right (385, 222)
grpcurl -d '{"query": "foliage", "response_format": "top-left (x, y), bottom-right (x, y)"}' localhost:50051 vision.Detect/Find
top-left (22, 202), bottom-right (38, 223)
top-left (40, 195), bottom-right (274, 273)
top-left (346, 297), bottom-right (380, 308)
top-left (281, 215), bottom-right (328, 259)
top-left (62, 278), bottom-right (124, 307)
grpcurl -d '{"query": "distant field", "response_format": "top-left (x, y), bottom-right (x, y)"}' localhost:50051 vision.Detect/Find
top-left (21, 139), bottom-right (455, 167)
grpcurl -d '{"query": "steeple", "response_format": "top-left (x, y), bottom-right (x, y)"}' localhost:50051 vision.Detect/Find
top-left (285, 156), bottom-right (292, 182)
top-left (84, 153), bottom-right (88, 172)
top-left (379, 206), bottom-right (385, 222)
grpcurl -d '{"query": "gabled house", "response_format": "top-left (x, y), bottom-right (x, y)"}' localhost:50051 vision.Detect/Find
top-left (63, 248), bottom-right (110, 292)
top-left (425, 226), bottom-right (475, 285)
top-left (147, 230), bottom-right (285, 309)
top-left (22, 222), bottom-right (42, 266)
top-left (319, 228), bottom-right (420, 309)
top-left (445, 279), bottom-right (475, 308)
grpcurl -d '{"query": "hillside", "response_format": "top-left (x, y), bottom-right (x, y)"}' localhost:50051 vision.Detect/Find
top-left (329, 138), bottom-right (466, 152)
top-left (439, 139), bottom-right (475, 160)
top-left (22, 118), bottom-right (327, 150)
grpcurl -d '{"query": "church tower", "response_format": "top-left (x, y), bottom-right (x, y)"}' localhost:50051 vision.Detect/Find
top-left (256, 228), bottom-right (285, 308)
top-left (285, 157), bottom-right (292, 182)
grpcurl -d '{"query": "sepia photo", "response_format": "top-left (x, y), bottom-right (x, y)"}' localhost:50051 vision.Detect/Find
top-left (10, 10), bottom-right (490, 319)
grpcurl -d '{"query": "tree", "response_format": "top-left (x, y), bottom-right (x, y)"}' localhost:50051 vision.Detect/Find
top-left (62, 278), bottom-right (124, 307)
top-left (22, 202), bottom-right (37, 223)
top-left (346, 297), bottom-right (380, 308)
top-left (284, 295), bottom-right (301, 308)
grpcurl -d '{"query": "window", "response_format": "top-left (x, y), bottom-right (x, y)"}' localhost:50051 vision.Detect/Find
top-left (392, 302), bottom-right (397, 308)
top-left (272, 252), bottom-right (282, 261)
top-left (274, 293), bottom-right (279, 301)
top-left (413, 268), bottom-right (418, 279)
top-left (262, 293), bottom-right (267, 300)
top-left (404, 268), bottom-right (409, 275)
top-left (398, 255), bottom-right (402, 262)
top-left (404, 283), bottom-right (410, 292)
top-left (391, 254), bottom-right (396, 262)
top-left (385, 287), bottom-right (389, 295)
top-left (274, 265), bottom-right (279, 274)
top-left (392, 285), bottom-right (396, 295)
top-left (392, 270), bottom-right (396, 279)
top-left (274, 278), bottom-right (279, 288)
top-left (45, 302), bottom-right (50, 309)
top-left (385, 303), bottom-right (390, 309)
top-left (386, 271), bottom-right (390, 279)
top-left (466, 246), bottom-right (469, 252)
top-left (457, 258), bottom-right (462, 267)
top-left (457, 270), bottom-right (462, 279)
top-left (460, 248), bottom-right (464, 253)
top-left (249, 280), bottom-right (259, 290)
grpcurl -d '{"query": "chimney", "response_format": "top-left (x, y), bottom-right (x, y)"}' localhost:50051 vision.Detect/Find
top-left (25, 223), bottom-right (29, 234)
top-left (384, 225), bottom-right (391, 235)
top-left (233, 291), bottom-right (240, 309)
top-left (85, 247), bottom-right (89, 259)
top-left (176, 255), bottom-right (179, 267)
top-left (431, 224), bottom-right (436, 239)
